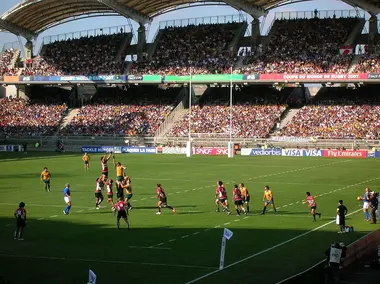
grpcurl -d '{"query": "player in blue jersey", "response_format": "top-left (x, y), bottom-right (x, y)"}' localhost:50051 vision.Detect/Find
top-left (362, 188), bottom-right (372, 221)
top-left (63, 183), bottom-right (72, 215)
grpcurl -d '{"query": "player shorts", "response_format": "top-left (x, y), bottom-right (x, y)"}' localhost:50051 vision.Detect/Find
top-left (43, 180), bottom-right (50, 184)
top-left (218, 198), bottom-right (226, 204)
top-left (116, 176), bottom-right (124, 181)
top-left (234, 200), bottom-right (243, 206)
top-left (160, 197), bottom-right (167, 204)
top-left (339, 215), bottom-right (346, 226)
top-left (265, 199), bottom-right (273, 205)
top-left (117, 190), bottom-right (124, 199)
top-left (117, 210), bottom-right (127, 219)
top-left (64, 196), bottom-right (71, 203)
top-left (107, 194), bottom-right (113, 199)
top-left (363, 202), bottom-right (370, 210)
top-left (311, 206), bottom-right (317, 210)
top-left (125, 194), bottom-right (133, 200)
top-left (242, 196), bottom-right (250, 203)
top-left (95, 192), bottom-right (103, 199)
top-left (84, 161), bottom-right (89, 165)
top-left (102, 172), bottom-right (108, 178)
top-left (17, 220), bottom-right (26, 228)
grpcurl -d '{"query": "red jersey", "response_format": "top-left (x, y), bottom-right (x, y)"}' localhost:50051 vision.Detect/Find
top-left (14, 208), bottom-right (26, 220)
top-left (157, 187), bottom-right (166, 199)
top-left (216, 186), bottom-right (227, 199)
top-left (106, 181), bottom-right (113, 195)
top-left (115, 200), bottom-right (126, 211)
top-left (233, 188), bottom-right (242, 201)
top-left (101, 161), bottom-right (108, 173)
top-left (95, 181), bottom-right (102, 193)
top-left (306, 196), bottom-right (316, 207)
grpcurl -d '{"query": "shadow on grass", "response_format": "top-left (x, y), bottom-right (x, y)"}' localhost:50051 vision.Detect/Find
top-left (0, 215), bottom-right (370, 284)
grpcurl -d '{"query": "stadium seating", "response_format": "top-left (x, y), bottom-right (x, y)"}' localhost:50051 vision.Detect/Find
top-left (239, 18), bottom-right (358, 74)
top-left (168, 87), bottom-right (290, 138)
top-left (22, 33), bottom-right (130, 76)
top-left (280, 87), bottom-right (380, 139)
top-left (61, 87), bottom-right (180, 136)
top-left (351, 54), bottom-right (380, 73)
top-left (0, 49), bottom-right (17, 76)
top-left (130, 23), bottom-right (241, 75)
top-left (0, 98), bottom-right (67, 136)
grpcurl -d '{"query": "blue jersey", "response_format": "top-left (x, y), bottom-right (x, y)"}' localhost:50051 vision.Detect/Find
top-left (63, 187), bottom-right (70, 197)
top-left (363, 192), bottom-right (370, 203)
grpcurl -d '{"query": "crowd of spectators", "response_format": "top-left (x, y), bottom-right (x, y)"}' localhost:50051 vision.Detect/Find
top-left (280, 88), bottom-right (380, 139)
top-left (22, 33), bottom-right (129, 76)
top-left (351, 54), bottom-right (380, 73)
top-left (0, 98), bottom-right (67, 136)
top-left (61, 87), bottom-right (179, 136)
top-left (238, 18), bottom-right (358, 74)
top-left (130, 23), bottom-right (241, 75)
top-left (169, 88), bottom-right (289, 138)
top-left (0, 49), bottom-right (18, 76)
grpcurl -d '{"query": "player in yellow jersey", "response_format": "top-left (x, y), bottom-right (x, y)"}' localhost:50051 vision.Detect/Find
top-left (261, 185), bottom-right (276, 215)
top-left (113, 155), bottom-right (127, 184)
top-left (40, 167), bottom-right (51, 192)
top-left (82, 152), bottom-right (90, 172)
top-left (239, 183), bottom-right (250, 213)
top-left (123, 176), bottom-right (133, 210)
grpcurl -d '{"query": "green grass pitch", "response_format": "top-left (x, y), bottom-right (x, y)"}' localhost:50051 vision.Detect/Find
top-left (0, 152), bottom-right (379, 284)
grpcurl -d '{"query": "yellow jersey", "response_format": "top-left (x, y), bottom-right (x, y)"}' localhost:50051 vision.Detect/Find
top-left (264, 190), bottom-right (273, 201)
top-left (41, 171), bottom-right (51, 181)
top-left (124, 184), bottom-right (132, 195)
top-left (116, 165), bottom-right (124, 177)
top-left (240, 187), bottom-right (248, 197)
top-left (82, 155), bottom-right (89, 162)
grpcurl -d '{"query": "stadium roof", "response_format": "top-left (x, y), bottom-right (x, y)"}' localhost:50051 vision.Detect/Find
top-left (1, 0), bottom-right (380, 40)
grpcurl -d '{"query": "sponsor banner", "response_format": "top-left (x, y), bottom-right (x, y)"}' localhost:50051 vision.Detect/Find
top-left (342, 229), bottom-right (380, 268)
top-left (3, 76), bottom-right (19, 83)
top-left (193, 147), bottom-right (228, 155)
top-left (164, 74), bottom-right (244, 82)
top-left (142, 75), bottom-right (162, 82)
top-left (303, 149), bottom-right (324, 157)
top-left (20, 75), bottom-right (127, 82)
top-left (249, 148), bottom-right (282, 156)
top-left (162, 147), bottom-right (187, 154)
top-left (270, 136), bottom-right (312, 143)
top-left (127, 75), bottom-right (143, 81)
top-left (375, 150), bottom-right (380, 158)
top-left (282, 149), bottom-right (304, 157)
top-left (81, 146), bottom-right (156, 154)
top-left (243, 74), bottom-right (259, 80)
top-left (259, 73), bottom-right (368, 81)
top-left (367, 151), bottom-right (375, 158)
top-left (0, 145), bottom-right (22, 152)
top-left (323, 149), bottom-right (367, 158)
top-left (368, 74), bottom-right (380, 79)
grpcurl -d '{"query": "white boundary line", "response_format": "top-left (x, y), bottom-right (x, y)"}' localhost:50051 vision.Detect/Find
top-left (0, 254), bottom-right (216, 270)
top-left (275, 230), bottom-right (378, 284)
top-left (185, 208), bottom-right (363, 284)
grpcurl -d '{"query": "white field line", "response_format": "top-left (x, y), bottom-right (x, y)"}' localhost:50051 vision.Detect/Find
top-left (185, 208), bottom-right (363, 284)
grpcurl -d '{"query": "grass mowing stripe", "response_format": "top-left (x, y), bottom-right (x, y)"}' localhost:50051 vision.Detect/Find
top-left (185, 208), bottom-right (363, 284)
top-left (0, 254), bottom-right (215, 270)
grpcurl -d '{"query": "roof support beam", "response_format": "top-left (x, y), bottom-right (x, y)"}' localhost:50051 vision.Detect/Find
top-left (0, 19), bottom-right (35, 40)
top-left (223, 0), bottom-right (265, 18)
top-left (342, 0), bottom-right (380, 16)
top-left (96, 0), bottom-right (152, 25)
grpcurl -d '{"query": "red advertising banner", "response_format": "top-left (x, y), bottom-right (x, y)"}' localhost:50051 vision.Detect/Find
top-left (323, 150), bottom-right (367, 158)
top-left (343, 229), bottom-right (380, 268)
top-left (259, 73), bottom-right (368, 81)
top-left (193, 147), bottom-right (228, 155)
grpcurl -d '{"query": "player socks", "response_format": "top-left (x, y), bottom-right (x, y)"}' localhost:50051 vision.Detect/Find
top-left (365, 211), bottom-right (370, 220)
top-left (262, 206), bottom-right (267, 214)
top-left (247, 206), bottom-right (250, 213)
top-left (313, 213), bottom-right (316, 221)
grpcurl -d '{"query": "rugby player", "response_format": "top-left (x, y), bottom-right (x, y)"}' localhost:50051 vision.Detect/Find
top-left (358, 187), bottom-right (372, 221)
top-left (233, 185), bottom-right (247, 216)
top-left (123, 176), bottom-right (133, 210)
top-left (115, 197), bottom-right (130, 230)
top-left (113, 155), bottom-right (127, 185)
top-left (82, 152), bottom-right (90, 172)
top-left (239, 183), bottom-right (250, 213)
top-left (156, 184), bottom-right (176, 215)
top-left (40, 167), bottom-right (51, 192)
top-left (14, 202), bottom-right (26, 240)
top-left (261, 185), bottom-right (277, 215)
top-left (105, 178), bottom-right (115, 209)
top-left (63, 183), bottom-right (72, 215)
top-left (95, 177), bottom-right (104, 209)
top-left (215, 181), bottom-right (231, 215)
top-left (101, 152), bottom-right (112, 177)
top-left (304, 192), bottom-right (321, 222)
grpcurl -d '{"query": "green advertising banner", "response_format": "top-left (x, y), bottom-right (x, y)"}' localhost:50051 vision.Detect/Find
top-left (164, 74), bottom-right (244, 82)
top-left (142, 75), bottom-right (162, 82)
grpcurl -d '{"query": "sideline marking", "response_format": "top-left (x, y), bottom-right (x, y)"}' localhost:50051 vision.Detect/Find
top-left (185, 208), bottom-right (362, 284)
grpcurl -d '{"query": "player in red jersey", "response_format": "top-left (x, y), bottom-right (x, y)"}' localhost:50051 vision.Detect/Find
top-left (156, 184), bottom-right (176, 215)
top-left (14, 202), bottom-right (26, 240)
top-left (233, 185), bottom-right (247, 216)
top-left (304, 192), bottom-right (322, 222)
top-left (115, 197), bottom-right (130, 230)
top-left (215, 181), bottom-right (231, 215)
top-left (106, 179), bottom-right (115, 208)
top-left (95, 177), bottom-right (104, 209)
top-left (100, 152), bottom-right (112, 178)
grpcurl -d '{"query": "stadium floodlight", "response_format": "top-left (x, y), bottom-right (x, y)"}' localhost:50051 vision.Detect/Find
top-left (228, 66), bottom-right (234, 158)
top-left (186, 68), bottom-right (192, 158)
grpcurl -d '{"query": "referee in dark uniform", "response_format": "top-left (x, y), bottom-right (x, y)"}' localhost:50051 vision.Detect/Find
top-left (369, 192), bottom-right (378, 224)
top-left (337, 200), bottom-right (348, 234)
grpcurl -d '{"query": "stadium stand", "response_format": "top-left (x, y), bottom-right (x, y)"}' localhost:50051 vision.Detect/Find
top-left (0, 49), bottom-right (18, 76)
top-left (61, 86), bottom-right (181, 136)
top-left (168, 86), bottom-right (291, 138)
top-left (238, 17), bottom-right (358, 74)
top-left (22, 33), bottom-right (131, 76)
top-left (351, 54), bottom-right (380, 73)
top-left (130, 23), bottom-right (241, 75)
top-left (280, 86), bottom-right (380, 139)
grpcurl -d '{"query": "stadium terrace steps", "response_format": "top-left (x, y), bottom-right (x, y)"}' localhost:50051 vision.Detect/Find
top-left (228, 22), bottom-right (248, 53)
top-left (348, 54), bottom-right (360, 73)
top-left (59, 108), bottom-right (80, 130)
top-left (147, 29), bottom-right (165, 60)
top-left (344, 18), bottom-right (366, 46)
top-left (115, 33), bottom-right (132, 62)
top-left (279, 108), bottom-right (300, 129)
top-left (9, 49), bottom-right (20, 68)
